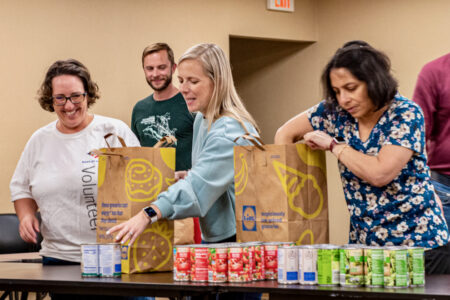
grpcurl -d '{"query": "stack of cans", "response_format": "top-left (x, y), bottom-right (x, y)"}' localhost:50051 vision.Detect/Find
top-left (81, 243), bottom-right (121, 278)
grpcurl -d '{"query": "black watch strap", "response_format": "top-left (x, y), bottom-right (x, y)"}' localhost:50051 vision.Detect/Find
top-left (143, 206), bottom-right (158, 224)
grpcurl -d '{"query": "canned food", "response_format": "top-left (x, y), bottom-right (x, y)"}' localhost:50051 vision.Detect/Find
top-left (252, 242), bottom-right (265, 281)
top-left (208, 244), bottom-right (228, 283)
top-left (384, 246), bottom-right (409, 288)
top-left (363, 246), bottom-right (384, 287)
top-left (190, 245), bottom-right (209, 282)
top-left (317, 244), bottom-right (340, 286)
top-left (99, 243), bottom-right (121, 277)
top-left (263, 242), bottom-right (279, 280)
top-left (298, 245), bottom-right (317, 285)
top-left (242, 243), bottom-right (255, 281)
top-left (278, 245), bottom-right (299, 284)
top-left (81, 243), bottom-right (99, 277)
top-left (339, 245), bottom-right (364, 287)
top-left (173, 245), bottom-right (191, 281)
top-left (407, 247), bottom-right (425, 287)
top-left (228, 243), bottom-right (251, 282)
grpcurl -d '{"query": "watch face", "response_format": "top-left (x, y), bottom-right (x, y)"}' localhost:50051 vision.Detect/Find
top-left (145, 206), bottom-right (157, 218)
top-left (335, 136), bottom-right (345, 143)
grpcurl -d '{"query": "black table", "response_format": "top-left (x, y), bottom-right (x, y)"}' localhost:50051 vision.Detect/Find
top-left (0, 262), bottom-right (449, 299)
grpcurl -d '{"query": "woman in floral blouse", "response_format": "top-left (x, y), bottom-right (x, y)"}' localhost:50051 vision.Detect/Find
top-left (275, 41), bottom-right (449, 274)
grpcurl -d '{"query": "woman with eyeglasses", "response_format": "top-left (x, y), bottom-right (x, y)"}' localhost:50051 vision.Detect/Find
top-left (10, 59), bottom-right (139, 272)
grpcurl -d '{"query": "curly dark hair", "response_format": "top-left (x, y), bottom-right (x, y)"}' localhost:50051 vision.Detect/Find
top-left (38, 59), bottom-right (100, 112)
top-left (321, 44), bottom-right (398, 111)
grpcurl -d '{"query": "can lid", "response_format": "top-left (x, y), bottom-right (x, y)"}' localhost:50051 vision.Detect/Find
top-left (316, 244), bottom-right (339, 249)
top-left (297, 245), bottom-right (316, 249)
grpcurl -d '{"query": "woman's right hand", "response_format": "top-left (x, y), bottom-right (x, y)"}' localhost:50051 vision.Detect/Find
top-left (107, 210), bottom-right (150, 245)
top-left (19, 214), bottom-right (40, 244)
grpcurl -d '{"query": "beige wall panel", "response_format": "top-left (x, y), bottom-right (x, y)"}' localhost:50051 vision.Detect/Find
top-left (0, 0), bottom-right (316, 213)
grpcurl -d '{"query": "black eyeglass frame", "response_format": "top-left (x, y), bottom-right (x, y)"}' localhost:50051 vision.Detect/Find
top-left (52, 92), bottom-right (87, 106)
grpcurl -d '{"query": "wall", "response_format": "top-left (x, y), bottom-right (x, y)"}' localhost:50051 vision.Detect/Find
top-left (0, 0), bottom-right (317, 213)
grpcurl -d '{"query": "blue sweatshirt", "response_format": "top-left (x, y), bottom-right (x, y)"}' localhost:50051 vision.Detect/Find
top-left (153, 113), bottom-right (259, 242)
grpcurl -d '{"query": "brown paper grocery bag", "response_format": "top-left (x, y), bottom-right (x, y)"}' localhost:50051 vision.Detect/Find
top-left (234, 142), bottom-right (329, 245)
top-left (96, 135), bottom-right (190, 273)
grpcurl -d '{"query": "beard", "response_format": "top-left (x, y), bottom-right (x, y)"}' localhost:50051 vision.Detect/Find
top-left (146, 72), bottom-right (172, 92)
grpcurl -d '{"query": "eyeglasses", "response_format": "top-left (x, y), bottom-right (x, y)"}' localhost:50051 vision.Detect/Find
top-left (52, 93), bottom-right (87, 106)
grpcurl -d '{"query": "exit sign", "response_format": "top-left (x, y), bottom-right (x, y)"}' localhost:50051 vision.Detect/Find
top-left (267, 0), bottom-right (294, 12)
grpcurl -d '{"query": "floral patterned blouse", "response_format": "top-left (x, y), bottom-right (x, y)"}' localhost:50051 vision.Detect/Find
top-left (308, 94), bottom-right (449, 249)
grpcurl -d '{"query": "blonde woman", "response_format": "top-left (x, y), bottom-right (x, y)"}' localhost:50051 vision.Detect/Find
top-left (109, 43), bottom-right (259, 245)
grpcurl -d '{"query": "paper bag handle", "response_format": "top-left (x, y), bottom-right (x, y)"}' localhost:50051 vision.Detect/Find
top-left (104, 133), bottom-right (127, 149)
top-left (154, 136), bottom-right (177, 148)
top-left (234, 133), bottom-right (265, 151)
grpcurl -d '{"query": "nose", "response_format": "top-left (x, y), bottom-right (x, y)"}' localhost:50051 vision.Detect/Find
top-left (179, 82), bottom-right (189, 95)
top-left (337, 90), bottom-right (351, 106)
top-left (63, 98), bottom-right (76, 110)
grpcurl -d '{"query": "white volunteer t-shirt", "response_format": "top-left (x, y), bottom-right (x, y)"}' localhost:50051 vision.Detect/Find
top-left (10, 115), bottom-right (140, 262)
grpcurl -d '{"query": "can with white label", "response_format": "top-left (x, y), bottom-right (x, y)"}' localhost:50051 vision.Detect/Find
top-left (277, 245), bottom-right (299, 284)
top-left (298, 245), bottom-right (317, 285)
top-left (81, 243), bottom-right (99, 277)
top-left (99, 243), bottom-right (121, 277)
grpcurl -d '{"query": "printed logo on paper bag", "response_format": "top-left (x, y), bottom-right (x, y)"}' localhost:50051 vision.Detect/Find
top-left (242, 205), bottom-right (256, 231)
top-left (234, 153), bottom-right (248, 196)
top-left (125, 158), bottom-right (163, 202)
top-left (272, 149), bottom-right (324, 220)
top-left (132, 221), bottom-right (173, 271)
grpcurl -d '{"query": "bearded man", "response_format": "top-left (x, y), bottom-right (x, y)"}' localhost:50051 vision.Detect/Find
top-left (131, 43), bottom-right (194, 171)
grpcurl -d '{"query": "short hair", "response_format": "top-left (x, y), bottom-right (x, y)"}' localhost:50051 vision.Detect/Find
top-left (38, 59), bottom-right (100, 112)
top-left (321, 44), bottom-right (398, 110)
top-left (141, 43), bottom-right (175, 67)
top-left (178, 43), bottom-right (259, 132)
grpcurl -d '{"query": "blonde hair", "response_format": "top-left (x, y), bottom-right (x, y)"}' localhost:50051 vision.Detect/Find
top-left (178, 43), bottom-right (259, 132)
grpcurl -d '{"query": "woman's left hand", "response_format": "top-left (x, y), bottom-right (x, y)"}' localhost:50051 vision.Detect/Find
top-left (304, 130), bottom-right (333, 150)
top-left (106, 210), bottom-right (150, 245)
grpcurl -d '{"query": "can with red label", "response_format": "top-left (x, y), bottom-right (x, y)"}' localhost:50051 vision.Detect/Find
top-left (228, 243), bottom-right (251, 282)
top-left (264, 242), bottom-right (279, 280)
top-left (190, 245), bottom-right (208, 282)
top-left (173, 245), bottom-right (191, 281)
top-left (242, 242), bottom-right (255, 281)
top-left (208, 244), bottom-right (228, 283)
top-left (251, 242), bottom-right (265, 280)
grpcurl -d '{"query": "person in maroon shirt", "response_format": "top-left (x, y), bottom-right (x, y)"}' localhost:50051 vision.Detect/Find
top-left (413, 52), bottom-right (450, 226)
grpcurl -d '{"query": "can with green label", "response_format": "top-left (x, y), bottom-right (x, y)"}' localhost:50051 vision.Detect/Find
top-left (363, 246), bottom-right (384, 287)
top-left (407, 247), bottom-right (425, 287)
top-left (317, 244), bottom-right (340, 286)
top-left (383, 246), bottom-right (409, 288)
top-left (339, 245), bottom-right (364, 287)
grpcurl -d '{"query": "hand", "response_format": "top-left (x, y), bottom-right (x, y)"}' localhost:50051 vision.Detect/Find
top-left (19, 214), bottom-right (40, 244)
top-left (175, 170), bottom-right (189, 181)
top-left (106, 211), bottom-right (150, 245)
top-left (303, 130), bottom-right (333, 150)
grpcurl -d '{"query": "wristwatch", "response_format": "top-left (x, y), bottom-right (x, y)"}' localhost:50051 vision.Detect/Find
top-left (330, 136), bottom-right (346, 152)
top-left (143, 206), bottom-right (158, 224)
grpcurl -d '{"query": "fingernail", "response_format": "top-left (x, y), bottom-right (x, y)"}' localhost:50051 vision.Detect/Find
top-left (106, 231), bottom-right (110, 235)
